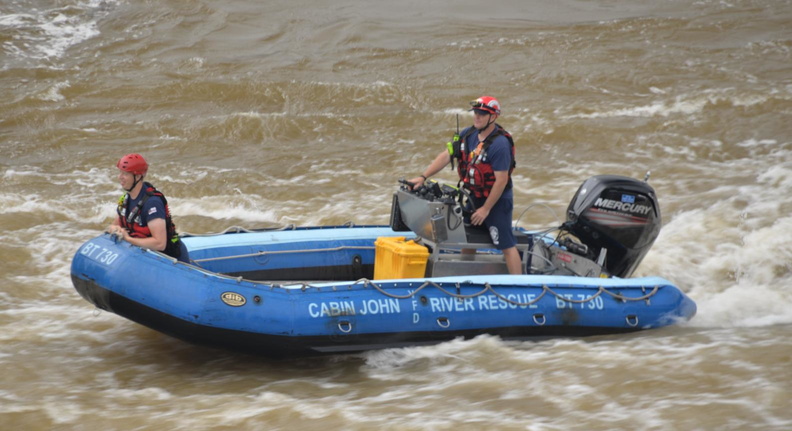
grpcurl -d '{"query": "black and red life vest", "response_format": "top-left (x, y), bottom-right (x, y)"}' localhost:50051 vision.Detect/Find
top-left (117, 183), bottom-right (182, 258)
top-left (453, 124), bottom-right (516, 199)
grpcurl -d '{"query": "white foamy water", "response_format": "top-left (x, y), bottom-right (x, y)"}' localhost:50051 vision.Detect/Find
top-left (1, 0), bottom-right (116, 67)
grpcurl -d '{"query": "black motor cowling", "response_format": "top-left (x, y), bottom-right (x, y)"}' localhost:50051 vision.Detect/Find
top-left (563, 175), bottom-right (661, 278)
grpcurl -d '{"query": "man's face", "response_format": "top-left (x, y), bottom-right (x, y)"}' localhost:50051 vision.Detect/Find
top-left (118, 170), bottom-right (138, 190)
top-left (473, 110), bottom-right (494, 130)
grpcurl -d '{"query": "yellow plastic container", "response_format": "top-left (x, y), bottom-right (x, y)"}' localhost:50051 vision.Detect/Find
top-left (374, 236), bottom-right (430, 280)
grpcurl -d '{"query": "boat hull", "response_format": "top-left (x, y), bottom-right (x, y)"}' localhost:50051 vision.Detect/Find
top-left (70, 226), bottom-right (696, 357)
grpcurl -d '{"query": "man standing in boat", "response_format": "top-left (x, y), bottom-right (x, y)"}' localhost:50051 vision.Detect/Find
top-left (106, 153), bottom-right (189, 263)
top-left (409, 96), bottom-right (521, 275)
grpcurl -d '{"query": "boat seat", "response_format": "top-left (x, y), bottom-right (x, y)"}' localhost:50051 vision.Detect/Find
top-left (423, 227), bottom-right (535, 277)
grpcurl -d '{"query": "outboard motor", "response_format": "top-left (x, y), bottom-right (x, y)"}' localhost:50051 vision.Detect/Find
top-left (562, 175), bottom-right (661, 278)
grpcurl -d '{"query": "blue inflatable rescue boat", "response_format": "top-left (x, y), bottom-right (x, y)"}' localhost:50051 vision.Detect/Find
top-left (71, 176), bottom-right (696, 357)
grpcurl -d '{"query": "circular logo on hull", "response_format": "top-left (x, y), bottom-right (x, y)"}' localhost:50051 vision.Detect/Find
top-left (221, 292), bottom-right (246, 307)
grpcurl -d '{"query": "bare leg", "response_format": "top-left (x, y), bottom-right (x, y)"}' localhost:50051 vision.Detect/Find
top-left (502, 247), bottom-right (522, 275)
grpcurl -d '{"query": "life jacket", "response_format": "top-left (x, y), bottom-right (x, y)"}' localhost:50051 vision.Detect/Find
top-left (452, 124), bottom-right (516, 199)
top-left (117, 183), bottom-right (182, 259)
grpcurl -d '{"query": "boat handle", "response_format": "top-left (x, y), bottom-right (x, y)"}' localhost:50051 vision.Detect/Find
top-left (626, 315), bottom-right (639, 327)
top-left (533, 313), bottom-right (546, 326)
top-left (338, 321), bottom-right (352, 333)
top-left (436, 317), bottom-right (450, 328)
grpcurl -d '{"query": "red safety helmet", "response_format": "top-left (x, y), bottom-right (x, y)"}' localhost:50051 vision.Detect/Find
top-left (116, 153), bottom-right (148, 175)
top-left (469, 96), bottom-right (501, 115)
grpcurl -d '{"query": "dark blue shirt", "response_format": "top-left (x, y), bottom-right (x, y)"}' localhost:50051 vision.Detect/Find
top-left (460, 126), bottom-right (514, 201)
top-left (119, 182), bottom-right (166, 228)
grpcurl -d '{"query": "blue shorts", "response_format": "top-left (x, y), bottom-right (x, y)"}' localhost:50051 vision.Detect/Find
top-left (468, 196), bottom-right (516, 250)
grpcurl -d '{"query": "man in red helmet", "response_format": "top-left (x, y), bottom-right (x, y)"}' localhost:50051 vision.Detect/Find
top-left (409, 96), bottom-right (521, 274)
top-left (106, 154), bottom-right (189, 262)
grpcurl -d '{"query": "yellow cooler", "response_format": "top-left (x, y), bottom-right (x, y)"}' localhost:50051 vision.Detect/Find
top-left (374, 236), bottom-right (430, 280)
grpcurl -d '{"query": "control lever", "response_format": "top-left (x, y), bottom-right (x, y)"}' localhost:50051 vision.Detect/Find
top-left (398, 178), bottom-right (416, 190)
